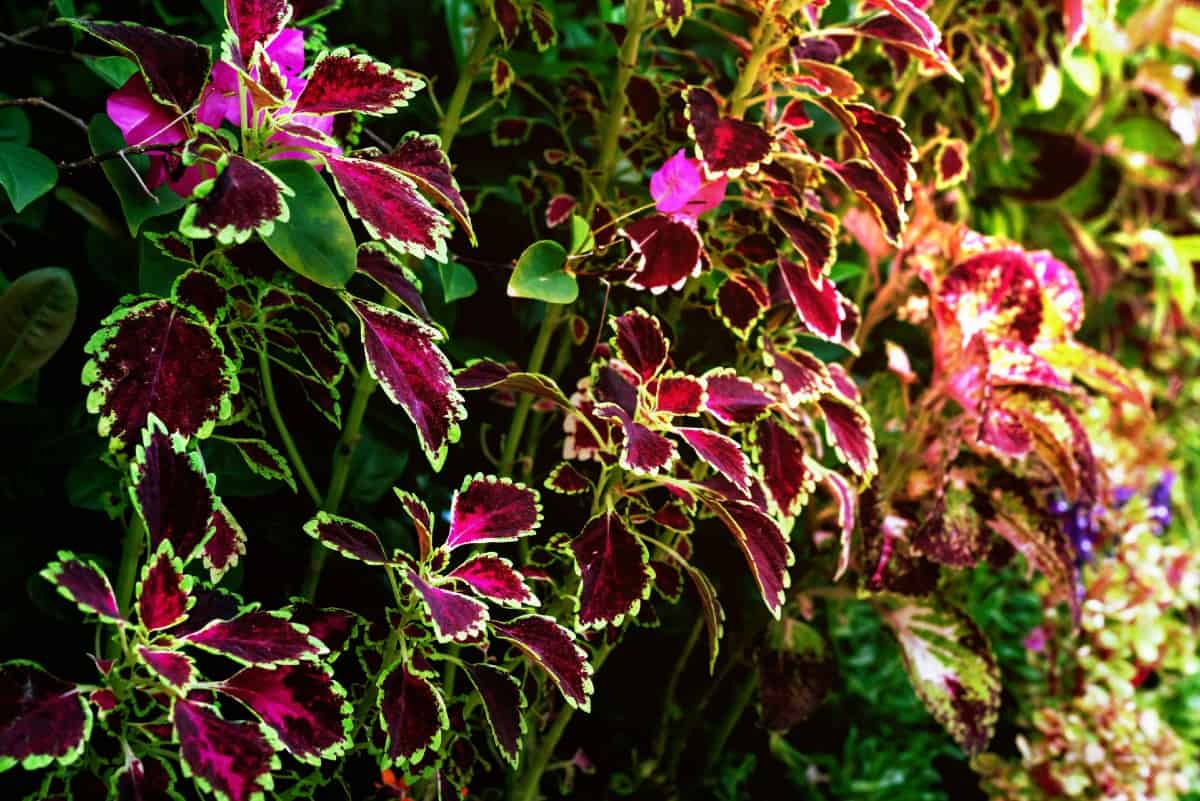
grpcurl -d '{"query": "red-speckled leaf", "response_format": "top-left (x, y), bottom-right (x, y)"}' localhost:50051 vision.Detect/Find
top-left (877, 596), bottom-right (1000, 755)
top-left (594, 403), bottom-right (677, 475)
top-left (405, 571), bottom-right (489, 643)
top-left (763, 341), bottom-right (834, 405)
top-left (75, 21), bottom-right (211, 112)
top-left (650, 373), bottom-right (704, 415)
top-left (377, 660), bottom-right (447, 767)
top-left (138, 544), bottom-right (193, 631)
top-left (448, 554), bottom-right (539, 607)
top-left (172, 698), bottom-right (274, 801)
top-left (0, 661), bottom-right (91, 772)
top-left (707, 498), bottom-right (793, 618)
top-left (676, 427), bottom-right (751, 496)
top-left (545, 462), bottom-right (592, 495)
top-left (137, 647), bottom-right (195, 691)
top-left (1029, 250), bottom-right (1084, 338)
top-left (455, 359), bottom-right (572, 409)
top-left (346, 296), bottom-right (464, 469)
top-left (464, 664), bottom-right (526, 768)
top-left (377, 133), bottom-right (474, 246)
top-left (490, 0), bottom-right (521, 46)
top-left (293, 48), bottom-right (421, 115)
top-left (218, 663), bottom-right (350, 764)
top-left (205, 504), bottom-right (247, 583)
top-left (911, 483), bottom-right (990, 568)
top-left (570, 513), bottom-right (653, 630)
top-left (328, 156), bottom-right (451, 262)
top-left (654, 0), bottom-right (691, 35)
top-left (702, 369), bottom-right (773, 424)
top-left (83, 300), bottom-right (237, 450)
top-left (302, 512), bottom-right (392, 565)
top-left (183, 610), bottom-right (326, 666)
top-left (753, 419), bottom-right (815, 519)
top-left (1037, 341), bottom-right (1146, 407)
top-left (684, 87), bottom-right (774, 178)
top-left (225, 0), bottom-right (290, 64)
top-left (822, 158), bottom-right (906, 245)
top-left (620, 214), bottom-right (704, 294)
top-left (446, 474), bottom-right (541, 550)
top-left (845, 104), bottom-right (916, 200)
top-left (40, 553), bottom-right (122, 624)
top-left (937, 249), bottom-right (1044, 347)
top-left (130, 417), bottom-right (219, 564)
top-left (716, 273), bottom-right (769, 339)
top-left (610, 309), bottom-right (668, 382)
top-left (934, 139), bottom-right (969, 189)
top-left (686, 567), bottom-right (725, 672)
top-left (778, 257), bottom-right (845, 342)
top-left (492, 615), bottom-right (593, 711)
top-left (180, 155), bottom-right (292, 245)
top-left (356, 243), bottom-right (432, 323)
top-left (773, 210), bottom-right (836, 275)
top-left (818, 397), bottom-right (878, 481)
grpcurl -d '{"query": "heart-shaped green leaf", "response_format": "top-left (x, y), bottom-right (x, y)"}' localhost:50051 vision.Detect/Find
top-left (262, 159), bottom-right (357, 289)
top-left (0, 143), bottom-right (58, 213)
top-left (0, 267), bottom-right (78, 392)
top-left (508, 240), bottom-right (577, 304)
top-left (438, 260), bottom-right (478, 303)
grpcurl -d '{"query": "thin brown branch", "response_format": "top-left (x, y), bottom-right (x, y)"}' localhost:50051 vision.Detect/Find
top-left (0, 96), bottom-right (87, 132)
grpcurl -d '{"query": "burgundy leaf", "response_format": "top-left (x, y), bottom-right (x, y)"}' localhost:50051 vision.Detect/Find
top-left (862, 0), bottom-right (957, 75)
top-left (377, 660), bottom-right (447, 766)
top-left (780, 98), bottom-right (813, 129)
top-left (137, 647), bottom-right (195, 691)
top-left (778, 257), bottom-right (845, 342)
top-left (594, 403), bottom-right (678, 475)
top-left (570, 513), bottom-right (654, 630)
top-left (84, 300), bottom-right (237, 449)
top-left (701, 369), bottom-right (773, 424)
top-left (937, 249), bottom-right (1043, 347)
top-left (545, 194), bottom-right (576, 228)
top-left (293, 48), bottom-right (422, 115)
top-left (130, 416), bottom-right (219, 564)
top-left (376, 132), bottom-right (473, 243)
top-left (172, 269), bottom-right (230, 325)
top-left (773, 209), bottom-right (836, 275)
top-left (715, 273), bottom-right (769, 339)
top-left (490, 0), bottom-right (521, 45)
top-left (752, 419), bottom-right (815, 518)
top-left (394, 488), bottom-right (435, 562)
top-left (172, 698), bottom-right (274, 801)
top-left (620, 214), bottom-right (704, 294)
top-left (707, 498), bottom-right (793, 617)
top-left (455, 359), bottom-right (571, 409)
top-left (356, 243), bottom-right (433, 323)
top-left (527, 2), bottom-right (557, 50)
top-left (686, 566), bottom-right (725, 672)
top-left (676, 427), bottom-right (752, 496)
top-left (491, 57), bottom-right (514, 96)
top-left (763, 341), bottom-right (833, 405)
top-left (820, 468), bottom-right (857, 580)
top-left (76, 21), bottom-right (212, 111)
top-left (180, 155), bottom-right (292, 245)
top-left (934, 138), bottom-right (969, 189)
top-left (650, 373), bottom-right (705, 415)
top-left (405, 571), bottom-right (489, 643)
top-left (822, 157), bottom-right (906, 244)
top-left (685, 87), bottom-right (774, 177)
top-left (40, 553), bottom-right (122, 624)
top-left (183, 610), bottom-right (326, 666)
top-left (545, 462), bottom-right (592, 495)
top-left (610, 308), bottom-right (669, 382)
top-left (651, 559), bottom-right (684, 600)
top-left (346, 296), bottom-right (465, 469)
top-left (625, 75), bottom-right (661, 124)
top-left (328, 156), bottom-right (452, 262)
top-left (302, 512), bottom-right (392, 565)
top-left (845, 104), bottom-right (916, 200)
top-left (226, 0), bottom-right (290, 64)
top-left (0, 661), bottom-right (91, 772)
top-left (446, 474), bottom-right (541, 550)
top-left (205, 503), bottom-right (247, 583)
top-left (464, 664), bottom-right (526, 768)
top-left (492, 615), bottom-right (593, 711)
top-left (654, 0), bottom-right (691, 35)
top-left (819, 397), bottom-right (878, 480)
top-left (218, 664), bottom-right (350, 763)
top-left (169, 588), bottom-right (243, 637)
top-left (287, 604), bottom-right (358, 658)
top-left (492, 116), bottom-right (533, 146)
top-left (113, 754), bottom-right (177, 801)
top-left (448, 554), bottom-right (539, 607)
top-left (137, 544), bottom-right (193, 631)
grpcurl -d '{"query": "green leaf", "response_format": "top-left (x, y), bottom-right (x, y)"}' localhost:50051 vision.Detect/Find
top-left (508, 240), bottom-right (577, 304)
top-left (829, 261), bottom-right (864, 283)
top-left (438, 261), bottom-right (477, 303)
top-left (262, 159), bottom-right (356, 289)
top-left (569, 214), bottom-right (594, 255)
top-left (88, 114), bottom-right (186, 236)
top-left (0, 107), bottom-right (31, 145)
top-left (0, 268), bottom-right (78, 393)
top-left (83, 55), bottom-right (139, 88)
top-left (0, 143), bottom-right (57, 213)
top-left (346, 426), bottom-right (409, 505)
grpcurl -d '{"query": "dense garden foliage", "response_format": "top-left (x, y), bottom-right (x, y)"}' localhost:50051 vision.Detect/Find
top-left (0, 0), bottom-right (1197, 799)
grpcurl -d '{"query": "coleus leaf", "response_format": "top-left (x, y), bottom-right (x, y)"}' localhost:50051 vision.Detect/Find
top-left (778, 257), bottom-right (845, 342)
top-left (74, 21), bottom-right (212, 112)
top-left (491, 57), bottom-right (514, 96)
top-left (818, 466), bottom-right (857, 581)
top-left (934, 138), bottom-right (969, 190)
top-left (172, 269), bottom-right (229, 325)
top-left (183, 610), bottom-right (327, 666)
top-left (377, 659), bottom-right (447, 767)
top-left (346, 296), bottom-right (465, 470)
top-left (545, 194), bottom-right (576, 228)
top-left (137, 543), bottom-right (194, 631)
top-left (292, 48), bottom-right (422, 115)
top-left (610, 309), bottom-right (669, 382)
top-left (130, 415), bottom-right (219, 564)
top-left (684, 87), bottom-right (774, 178)
top-left (180, 155), bottom-right (293, 245)
top-left (763, 341), bottom-right (833, 405)
top-left (356, 243), bottom-right (433, 323)
top-left (217, 664), bottom-right (350, 764)
top-left (701, 369), bottom-right (773, 424)
top-left (205, 504), bottom-right (247, 583)
top-left (821, 157), bottom-right (906, 245)
top-left (137, 647), bottom-right (196, 691)
top-left (773, 210), bottom-right (836, 276)
top-left (911, 483), bottom-right (989, 568)
top-left (593, 403), bottom-right (678, 475)
top-left (862, 0), bottom-right (958, 77)
top-left (937, 249), bottom-right (1043, 347)
top-left (225, 0), bottom-right (291, 64)
top-left (113, 752), bottom-right (179, 801)
top-left (706, 498), bottom-right (793, 618)
top-left (844, 103), bottom-right (916, 201)
top-left (1036, 340), bottom-right (1147, 407)
top-left (620, 214), bottom-right (704, 294)
top-left (448, 554), bottom-right (539, 607)
top-left (686, 566), bottom-right (725, 672)
top-left (327, 155), bottom-right (452, 262)
top-left (489, 0), bottom-right (521, 46)
top-left (445, 474), bottom-right (542, 551)
top-left (83, 300), bottom-right (238, 449)
top-left (377, 132), bottom-right (475, 245)
top-left (172, 698), bottom-right (275, 801)
top-left (545, 462), bottom-right (592, 495)
top-left (715, 273), bottom-right (769, 339)
top-left (303, 512), bottom-right (394, 565)
top-left (394, 488), bottom-right (434, 563)
top-left (877, 596), bottom-right (1000, 755)
top-left (288, 603), bottom-right (358, 659)
top-left (40, 552), bottom-right (122, 624)
top-left (654, 0), bottom-right (691, 35)
top-left (228, 438), bottom-right (295, 492)
top-left (752, 419), bottom-right (815, 519)
top-left (818, 397), bottom-right (878, 481)
top-left (756, 621), bottom-right (835, 731)
top-left (405, 571), bottom-right (489, 643)
top-left (676, 427), bottom-right (752, 496)
top-left (464, 664), bottom-right (526, 768)
top-left (492, 615), bottom-right (593, 711)
top-left (527, 2), bottom-right (557, 50)
top-left (649, 373), bottom-right (705, 416)
top-left (0, 661), bottom-right (92, 773)
top-left (570, 512), bottom-right (654, 630)
top-left (455, 359), bottom-right (571, 409)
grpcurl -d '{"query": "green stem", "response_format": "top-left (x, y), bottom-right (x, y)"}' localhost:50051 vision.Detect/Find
top-left (108, 515), bottom-right (145, 659)
top-left (703, 668), bottom-right (758, 770)
top-left (728, 1), bottom-right (782, 117)
top-left (651, 618), bottom-right (703, 764)
top-left (499, 304), bottom-right (563, 477)
top-left (257, 344), bottom-right (323, 507)
top-left (439, 16), bottom-right (499, 149)
top-left (592, 0), bottom-right (647, 202)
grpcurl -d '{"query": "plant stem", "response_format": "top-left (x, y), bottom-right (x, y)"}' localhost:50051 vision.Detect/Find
top-left (108, 515), bottom-right (145, 659)
top-left (439, 16), bottom-right (499, 149)
top-left (702, 668), bottom-right (758, 770)
top-left (499, 305), bottom-right (563, 477)
top-left (258, 345), bottom-right (323, 507)
top-left (651, 618), bottom-right (703, 764)
top-left (592, 0), bottom-right (647, 202)
top-left (729, 1), bottom-right (781, 117)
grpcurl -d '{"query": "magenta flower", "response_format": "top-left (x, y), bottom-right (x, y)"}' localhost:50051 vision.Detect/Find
top-left (106, 74), bottom-right (208, 196)
top-left (650, 148), bottom-right (727, 219)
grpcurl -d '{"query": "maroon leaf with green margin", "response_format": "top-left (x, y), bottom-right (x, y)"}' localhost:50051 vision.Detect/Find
top-left (356, 243), bottom-right (432, 323)
top-left (445, 474), bottom-right (541, 551)
top-left (287, 603), bottom-right (358, 659)
top-left (845, 103), bottom-right (916, 200)
top-left (302, 512), bottom-right (393, 565)
top-left (172, 697), bottom-right (275, 801)
top-left (778, 257), bottom-right (845, 342)
top-left (527, 2), bottom-right (556, 50)
top-left (217, 663), bottom-right (350, 764)
top-left (293, 49), bottom-right (421, 116)
top-left (40, 553), bottom-right (122, 624)
top-left (716, 273), bottom-right (769, 339)
top-left (773, 210), bottom-right (836, 274)
top-left (862, 0), bottom-right (958, 76)
top-left (205, 504), bottom-right (247, 583)
top-left (818, 397), bottom-right (878, 481)
top-left (183, 610), bottom-right (326, 666)
top-left (0, 661), bottom-right (92, 772)
top-left (405, 571), bottom-right (489, 643)
top-left (877, 596), bottom-right (1000, 755)
top-left (654, 0), bottom-right (691, 34)
top-left (130, 416), bottom-right (219, 564)
top-left (676, 427), bottom-right (751, 496)
top-left (821, 157), bottom-right (906, 245)
top-left (172, 269), bottom-right (229, 325)
top-left (593, 403), bottom-right (677, 475)
top-left (756, 620), bottom-right (835, 731)
top-left (328, 155), bottom-right (452, 261)
top-left (570, 512), bottom-right (654, 630)
top-left (489, 0), bottom-right (521, 46)
top-left (650, 373), bottom-right (704, 415)
top-left (702, 369), bottom-right (773, 424)
top-left (707, 498), bottom-right (793, 618)
top-left (137, 543), bottom-right (193, 631)
top-left (545, 194), bottom-right (575, 228)
top-left (113, 752), bottom-right (178, 801)
top-left (819, 467), bottom-right (857, 580)
top-left (180, 155), bottom-right (292, 245)
top-left (448, 554), bottom-right (539, 607)
top-left (934, 139), bottom-right (969, 189)
top-left (455, 359), bottom-right (571, 409)
top-left (137, 647), bottom-right (195, 691)
top-left (394, 487), bottom-right (435, 562)
top-left (378, 133), bottom-right (474, 244)
top-left (492, 615), bottom-right (593, 711)
top-left (752, 419), bottom-right (815, 518)
top-left (74, 21), bottom-right (212, 112)
top-left (464, 664), bottom-right (526, 768)
top-left (228, 438), bottom-right (295, 492)
top-left (763, 341), bottom-right (833, 405)
top-left (226, 0), bottom-right (291, 64)
top-left (610, 309), bottom-right (668, 382)
top-left (620, 214), bottom-right (704, 294)
top-left (684, 87), bottom-right (774, 178)
top-left (377, 659), bottom-right (447, 766)
top-left (545, 462), bottom-right (592, 495)
top-left (83, 299), bottom-right (238, 449)
top-left (346, 296), bottom-right (464, 470)
top-left (686, 566), bottom-right (725, 672)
